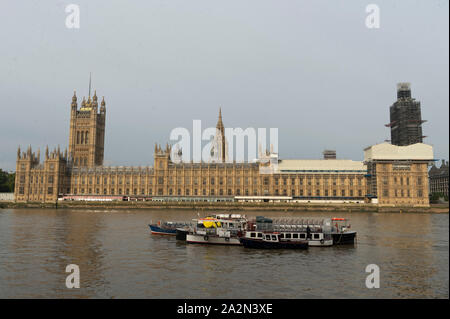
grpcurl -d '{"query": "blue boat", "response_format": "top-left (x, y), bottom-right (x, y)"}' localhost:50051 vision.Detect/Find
top-left (149, 221), bottom-right (189, 235)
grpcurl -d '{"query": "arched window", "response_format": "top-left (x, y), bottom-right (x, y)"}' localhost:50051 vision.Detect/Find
top-left (81, 131), bottom-right (84, 144)
top-left (76, 131), bottom-right (80, 144)
top-left (85, 131), bottom-right (89, 144)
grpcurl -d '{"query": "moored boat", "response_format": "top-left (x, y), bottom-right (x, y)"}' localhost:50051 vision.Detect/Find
top-left (239, 232), bottom-right (309, 249)
top-left (331, 218), bottom-right (357, 245)
top-left (149, 221), bottom-right (190, 235)
top-left (185, 214), bottom-right (247, 245)
top-left (249, 217), bottom-right (334, 247)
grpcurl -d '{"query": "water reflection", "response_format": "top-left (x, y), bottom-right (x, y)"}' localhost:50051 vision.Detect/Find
top-left (0, 209), bottom-right (447, 298)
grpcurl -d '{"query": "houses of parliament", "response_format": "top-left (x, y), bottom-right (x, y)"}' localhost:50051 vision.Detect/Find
top-left (15, 83), bottom-right (434, 207)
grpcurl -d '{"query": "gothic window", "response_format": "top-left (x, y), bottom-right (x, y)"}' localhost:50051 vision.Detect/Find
top-left (85, 131), bottom-right (89, 144)
top-left (228, 189), bottom-right (232, 195)
top-left (77, 131), bottom-right (80, 144)
top-left (81, 131), bottom-right (84, 144)
top-left (186, 189), bottom-right (190, 196)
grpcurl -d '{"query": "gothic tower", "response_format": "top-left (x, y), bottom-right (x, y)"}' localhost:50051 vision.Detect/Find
top-left (211, 108), bottom-right (227, 162)
top-left (68, 88), bottom-right (106, 167)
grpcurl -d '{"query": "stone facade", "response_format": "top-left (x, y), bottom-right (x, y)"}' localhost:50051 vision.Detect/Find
top-left (364, 143), bottom-right (433, 207)
top-left (429, 160), bottom-right (449, 197)
top-left (14, 90), bottom-right (433, 207)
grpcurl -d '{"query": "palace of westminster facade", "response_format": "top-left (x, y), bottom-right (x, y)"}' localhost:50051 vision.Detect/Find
top-left (14, 83), bottom-right (434, 206)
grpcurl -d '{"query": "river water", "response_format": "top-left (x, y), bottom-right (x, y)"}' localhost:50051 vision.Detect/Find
top-left (0, 208), bottom-right (448, 298)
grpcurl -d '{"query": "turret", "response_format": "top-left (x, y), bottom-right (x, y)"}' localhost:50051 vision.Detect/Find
top-left (100, 96), bottom-right (106, 113)
top-left (71, 91), bottom-right (77, 110)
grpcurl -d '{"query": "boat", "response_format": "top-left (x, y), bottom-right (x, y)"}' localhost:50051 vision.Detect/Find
top-left (248, 216), bottom-right (334, 247)
top-left (185, 214), bottom-right (247, 245)
top-left (239, 232), bottom-right (309, 249)
top-left (148, 221), bottom-right (190, 235)
top-left (330, 218), bottom-right (357, 245)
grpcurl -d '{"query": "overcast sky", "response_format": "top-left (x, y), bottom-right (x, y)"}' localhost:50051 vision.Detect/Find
top-left (0, 0), bottom-right (448, 171)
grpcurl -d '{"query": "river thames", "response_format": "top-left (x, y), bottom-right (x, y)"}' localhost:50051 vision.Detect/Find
top-left (0, 208), bottom-right (448, 298)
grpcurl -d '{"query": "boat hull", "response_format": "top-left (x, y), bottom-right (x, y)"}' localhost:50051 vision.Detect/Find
top-left (186, 234), bottom-right (241, 245)
top-left (332, 231), bottom-right (357, 245)
top-left (308, 239), bottom-right (333, 247)
top-left (148, 224), bottom-right (177, 235)
top-left (240, 238), bottom-right (309, 249)
top-left (176, 228), bottom-right (189, 241)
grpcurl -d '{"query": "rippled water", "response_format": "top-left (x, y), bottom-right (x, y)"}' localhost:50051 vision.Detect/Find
top-left (0, 209), bottom-right (448, 298)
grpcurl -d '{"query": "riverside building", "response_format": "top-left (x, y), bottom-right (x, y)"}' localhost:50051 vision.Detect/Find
top-left (14, 84), bottom-right (434, 207)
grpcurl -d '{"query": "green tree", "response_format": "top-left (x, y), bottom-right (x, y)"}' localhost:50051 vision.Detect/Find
top-left (0, 169), bottom-right (15, 192)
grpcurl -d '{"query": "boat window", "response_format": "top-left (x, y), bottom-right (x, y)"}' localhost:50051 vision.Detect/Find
top-left (300, 233), bottom-right (306, 239)
top-left (257, 233), bottom-right (263, 238)
top-left (265, 235), bottom-right (270, 240)
top-left (285, 233), bottom-right (292, 239)
top-left (292, 233), bottom-right (299, 239)
top-left (279, 233), bottom-right (284, 239)
top-left (314, 234), bottom-right (320, 239)
top-left (250, 232), bottom-right (256, 238)
top-left (271, 235), bottom-right (277, 241)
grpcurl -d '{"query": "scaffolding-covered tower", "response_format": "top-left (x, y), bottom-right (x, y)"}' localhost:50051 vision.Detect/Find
top-left (386, 83), bottom-right (426, 146)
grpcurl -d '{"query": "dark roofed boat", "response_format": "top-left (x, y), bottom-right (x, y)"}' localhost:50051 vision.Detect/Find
top-left (240, 232), bottom-right (308, 249)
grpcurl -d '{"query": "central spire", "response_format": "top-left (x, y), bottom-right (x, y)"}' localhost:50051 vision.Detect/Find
top-left (216, 107), bottom-right (224, 130)
top-left (88, 72), bottom-right (92, 98)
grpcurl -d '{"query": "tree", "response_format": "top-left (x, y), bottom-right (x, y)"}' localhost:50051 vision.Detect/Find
top-left (0, 169), bottom-right (15, 192)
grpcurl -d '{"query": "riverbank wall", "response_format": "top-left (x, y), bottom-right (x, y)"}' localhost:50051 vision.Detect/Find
top-left (1, 200), bottom-right (448, 213)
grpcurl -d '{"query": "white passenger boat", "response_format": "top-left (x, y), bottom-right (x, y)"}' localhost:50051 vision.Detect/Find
top-left (246, 216), bottom-right (334, 247)
top-left (186, 214), bottom-right (247, 245)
